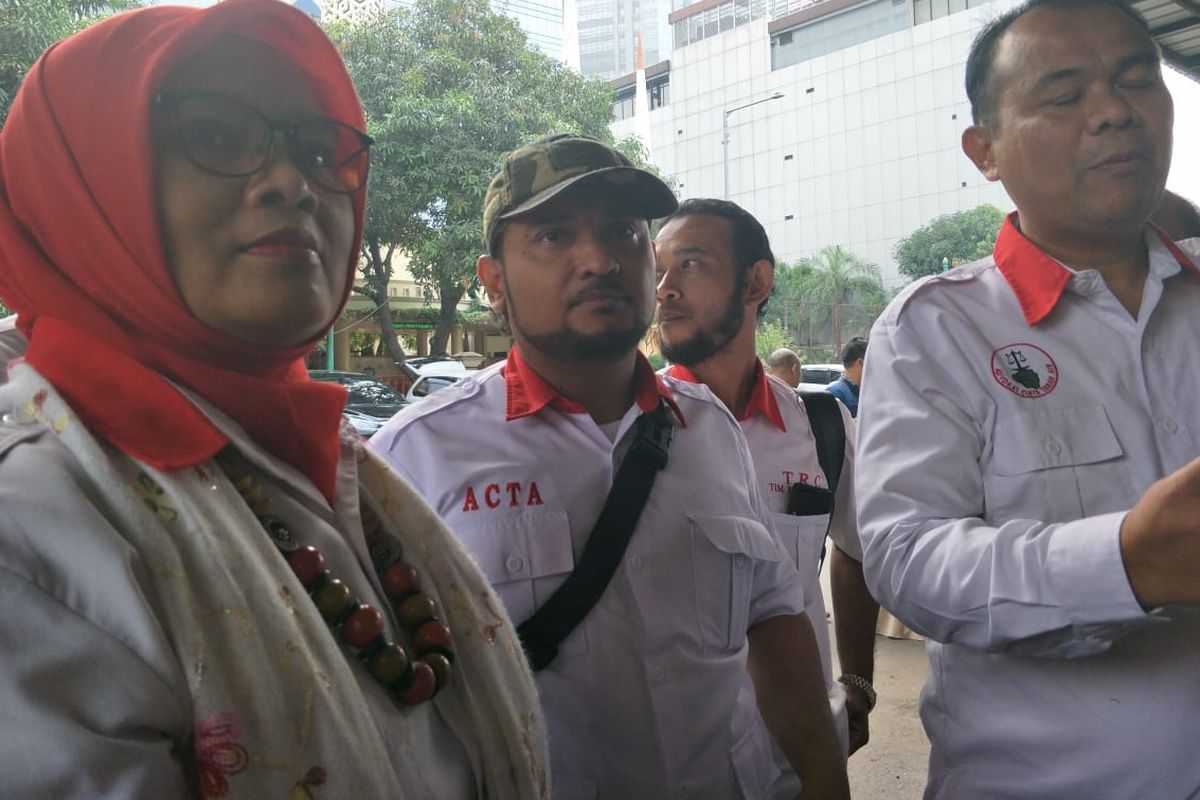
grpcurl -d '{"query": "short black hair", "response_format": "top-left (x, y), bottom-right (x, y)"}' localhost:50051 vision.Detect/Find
top-left (661, 198), bottom-right (776, 317)
top-left (840, 336), bottom-right (867, 367)
top-left (965, 0), bottom-right (1156, 126)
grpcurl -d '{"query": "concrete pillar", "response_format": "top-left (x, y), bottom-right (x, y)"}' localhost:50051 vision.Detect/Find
top-left (450, 326), bottom-right (463, 354)
top-left (417, 329), bottom-right (429, 357)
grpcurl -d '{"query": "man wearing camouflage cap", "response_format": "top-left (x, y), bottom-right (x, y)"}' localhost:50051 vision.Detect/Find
top-left (372, 134), bottom-right (848, 799)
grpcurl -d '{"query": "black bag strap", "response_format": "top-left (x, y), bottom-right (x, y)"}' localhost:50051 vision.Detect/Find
top-left (517, 403), bottom-right (674, 672)
top-left (799, 391), bottom-right (845, 496)
top-left (799, 391), bottom-right (846, 572)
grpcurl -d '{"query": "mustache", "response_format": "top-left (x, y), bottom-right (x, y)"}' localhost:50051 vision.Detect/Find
top-left (567, 280), bottom-right (635, 308)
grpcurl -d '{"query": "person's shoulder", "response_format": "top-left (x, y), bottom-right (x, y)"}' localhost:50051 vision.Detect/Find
top-left (658, 372), bottom-right (754, 438)
top-left (659, 371), bottom-right (739, 425)
top-left (372, 362), bottom-right (503, 446)
top-left (879, 255), bottom-right (1001, 327)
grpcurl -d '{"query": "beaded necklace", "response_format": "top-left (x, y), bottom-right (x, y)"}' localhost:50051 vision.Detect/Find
top-left (216, 449), bottom-right (456, 706)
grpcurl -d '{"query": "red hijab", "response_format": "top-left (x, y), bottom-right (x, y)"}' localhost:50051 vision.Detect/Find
top-left (0, 0), bottom-right (367, 502)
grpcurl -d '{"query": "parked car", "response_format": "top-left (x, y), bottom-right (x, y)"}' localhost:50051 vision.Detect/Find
top-left (797, 363), bottom-right (844, 393)
top-left (400, 356), bottom-right (471, 403)
top-left (308, 370), bottom-right (408, 438)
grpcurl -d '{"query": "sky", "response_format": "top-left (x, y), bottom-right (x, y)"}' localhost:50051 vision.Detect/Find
top-left (1164, 66), bottom-right (1199, 203)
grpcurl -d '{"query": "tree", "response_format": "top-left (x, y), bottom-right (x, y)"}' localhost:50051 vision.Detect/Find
top-left (754, 320), bottom-right (794, 362)
top-left (893, 204), bottom-right (1006, 281)
top-left (1, 0), bottom-right (139, 126)
top-left (791, 246), bottom-right (885, 353)
top-left (761, 257), bottom-right (813, 332)
top-left (331, 0), bottom-right (634, 359)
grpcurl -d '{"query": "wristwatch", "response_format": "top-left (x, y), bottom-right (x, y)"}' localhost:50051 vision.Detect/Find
top-left (838, 674), bottom-right (877, 712)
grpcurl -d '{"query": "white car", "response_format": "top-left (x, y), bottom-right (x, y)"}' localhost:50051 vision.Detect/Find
top-left (403, 356), bottom-right (470, 402)
top-left (797, 363), bottom-right (843, 394)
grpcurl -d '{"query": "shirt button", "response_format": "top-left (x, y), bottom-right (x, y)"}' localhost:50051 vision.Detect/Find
top-left (652, 665), bottom-right (666, 684)
top-left (1044, 438), bottom-right (1062, 456)
top-left (630, 554), bottom-right (644, 570)
top-left (1163, 418), bottom-right (1179, 433)
top-left (505, 555), bottom-right (525, 574)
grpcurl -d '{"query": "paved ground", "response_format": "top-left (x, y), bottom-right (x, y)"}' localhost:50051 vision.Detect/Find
top-left (841, 636), bottom-right (930, 799)
top-left (820, 572), bottom-right (931, 799)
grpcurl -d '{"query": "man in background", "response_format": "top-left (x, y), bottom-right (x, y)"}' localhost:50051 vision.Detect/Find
top-left (656, 198), bottom-right (881, 757)
top-left (765, 347), bottom-right (802, 388)
top-left (825, 337), bottom-right (866, 418)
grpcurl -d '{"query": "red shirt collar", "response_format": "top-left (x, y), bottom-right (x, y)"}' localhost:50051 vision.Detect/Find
top-left (503, 345), bottom-right (684, 425)
top-left (665, 360), bottom-right (786, 432)
top-left (995, 212), bottom-right (1200, 326)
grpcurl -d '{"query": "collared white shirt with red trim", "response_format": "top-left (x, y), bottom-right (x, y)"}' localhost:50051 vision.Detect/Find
top-left (857, 214), bottom-right (1200, 800)
top-left (371, 348), bottom-right (808, 800)
top-left (666, 362), bottom-right (860, 754)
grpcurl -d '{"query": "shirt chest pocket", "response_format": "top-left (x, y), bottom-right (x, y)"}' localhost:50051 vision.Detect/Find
top-left (690, 514), bottom-right (783, 655)
top-left (988, 404), bottom-right (1131, 522)
top-left (454, 511), bottom-right (586, 657)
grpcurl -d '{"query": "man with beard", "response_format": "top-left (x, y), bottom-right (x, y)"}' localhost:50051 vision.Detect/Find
top-left (656, 198), bottom-right (881, 757)
top-left (856, 1), bottom-right (1200, 796)
top-left (371, 135), bottom-right (848, 799)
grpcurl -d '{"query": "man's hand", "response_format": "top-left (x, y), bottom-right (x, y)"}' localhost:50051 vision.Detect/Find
top-left (843, 685), bottom-right (871, 755)
top-left (1120, 457), bottom-right (1200, 608)
top-left (830, 545), bottom-right (879, 756)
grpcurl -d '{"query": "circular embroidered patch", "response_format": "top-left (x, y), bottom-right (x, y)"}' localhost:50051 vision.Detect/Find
top-left (990, 342), bottom-right (1059, 398)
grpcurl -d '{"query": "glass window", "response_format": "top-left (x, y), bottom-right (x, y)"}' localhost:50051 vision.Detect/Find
top-left (772, 0), bottom-right (909, 70)
top-left (913, 0), bottom-right (931, 23)
top-left (719, 0), bottom-right (735, 30)
top-left (930, 0), bottom-right (949, 19)
top-left (948, 0), bottom-right (966, 13)
top-left (735, 0), bottom-right (751, 24)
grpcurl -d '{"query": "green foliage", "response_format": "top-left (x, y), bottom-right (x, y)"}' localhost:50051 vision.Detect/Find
top-left (755, 320), bottom-right (794, 361)
top-left (0, 0), bottom-right (139, 126)
top-left (893, 204), bottom-right (1006, 280)
top-left (763, 246), bottom-right (885, 353)
top-left (331, 0), bottom-right (631, 355)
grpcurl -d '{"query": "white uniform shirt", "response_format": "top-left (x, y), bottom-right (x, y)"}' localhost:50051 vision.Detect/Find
top-left (371, 349), bottom-right (808, 800)
top-left (856, 216), bottom-right (1200, 799)
top-left (666, 363), bottom-right (858, 752)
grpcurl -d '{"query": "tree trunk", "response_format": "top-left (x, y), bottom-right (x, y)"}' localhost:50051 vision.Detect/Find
top-left (833, 301), bottom-right (842, 355)
top-left (360, 236), bottom-right (407, 365)
top-left (429, 280), bottom-right (465, 356)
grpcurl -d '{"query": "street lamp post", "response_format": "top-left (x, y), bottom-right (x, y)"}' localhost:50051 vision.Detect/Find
top-left (722, 91), bottom-right (785, 199)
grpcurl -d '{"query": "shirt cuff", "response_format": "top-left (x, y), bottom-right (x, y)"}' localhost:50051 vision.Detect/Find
top-left (1047, 511), bottom-right (1149, 628)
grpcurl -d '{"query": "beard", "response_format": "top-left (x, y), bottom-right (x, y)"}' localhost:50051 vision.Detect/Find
top-left (506, 291), bottom-right (652, 364)
top-left (660, 290), bottom-right (746, 367)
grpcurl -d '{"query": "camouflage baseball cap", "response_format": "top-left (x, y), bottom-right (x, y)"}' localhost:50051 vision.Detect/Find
top-left (482, 133), bottom-right (678, 251)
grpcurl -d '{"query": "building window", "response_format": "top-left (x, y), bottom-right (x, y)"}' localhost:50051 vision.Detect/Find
top-left (649, 79), bottom-right (670, 109)
top-left (771, 0), bottom-right (908, 70)
top-left (913, 0), bottom-right (985, 24)
top-left (673, 0), bottom-right (769, 48)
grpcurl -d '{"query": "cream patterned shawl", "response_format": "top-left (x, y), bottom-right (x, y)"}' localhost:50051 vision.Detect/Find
top-left (3, 363), bottom-right (549, 799)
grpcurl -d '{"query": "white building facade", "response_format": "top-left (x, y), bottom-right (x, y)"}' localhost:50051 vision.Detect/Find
top-left (611, 0), bottom-right (1018, 286)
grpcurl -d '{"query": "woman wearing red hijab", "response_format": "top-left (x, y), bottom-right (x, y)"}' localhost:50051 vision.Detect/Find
top-left (0, 2), bottom-right (547, 797)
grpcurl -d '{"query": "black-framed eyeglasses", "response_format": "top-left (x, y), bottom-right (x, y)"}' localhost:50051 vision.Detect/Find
top-left (153, 92), bottom-right (373, 195)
